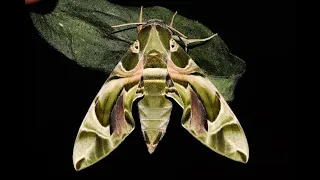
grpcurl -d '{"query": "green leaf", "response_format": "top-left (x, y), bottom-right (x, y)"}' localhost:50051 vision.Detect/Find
top-left (30, 0), bottom-right (245, 101)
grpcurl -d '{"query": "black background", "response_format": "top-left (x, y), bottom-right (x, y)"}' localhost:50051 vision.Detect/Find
top-left (24, 0), bottom-right (296, 178)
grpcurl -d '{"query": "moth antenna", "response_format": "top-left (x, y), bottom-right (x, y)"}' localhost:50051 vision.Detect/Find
top-left (169, 11), bottom-right (178, 27)
top-left (111, 22), bottom-right (145, 28)
top-left (166, 25), bottom-right (188, 39)
top-left (138, 6), bottom-right (143, 31)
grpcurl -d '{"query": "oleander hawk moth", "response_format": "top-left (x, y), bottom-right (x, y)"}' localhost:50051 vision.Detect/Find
top-left (73, 9), bottom-right (249, 171)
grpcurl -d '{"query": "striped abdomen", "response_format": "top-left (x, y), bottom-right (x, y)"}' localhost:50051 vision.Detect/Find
top-left (138, 68), bottom-right (173, 153)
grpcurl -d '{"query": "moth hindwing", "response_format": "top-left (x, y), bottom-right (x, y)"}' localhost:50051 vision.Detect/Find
top-left (73, 16), bottom-right (249, 171)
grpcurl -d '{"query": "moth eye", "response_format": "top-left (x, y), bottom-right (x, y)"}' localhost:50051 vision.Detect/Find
top-left (132, 40), bottom-right (140, 53)
top-left (170, 39), bottom-right (178, 52)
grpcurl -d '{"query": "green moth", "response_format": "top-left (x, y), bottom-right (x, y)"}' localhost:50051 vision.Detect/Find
top-left (73, 9), bottom-right (249, 171)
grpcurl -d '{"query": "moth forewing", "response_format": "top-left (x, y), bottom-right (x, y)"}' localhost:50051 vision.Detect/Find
top-left (72, 43), bottom-right (144, 171)
top-left (167, 44), bottom-right (249, 163)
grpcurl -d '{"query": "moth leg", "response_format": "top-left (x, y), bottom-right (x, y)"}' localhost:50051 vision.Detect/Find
top-left (184, 34), bottom-right (217, 44)
top-left (169, 11), bottom-right (178, 27)
top-left (138, 6), bottom-right (143, 31)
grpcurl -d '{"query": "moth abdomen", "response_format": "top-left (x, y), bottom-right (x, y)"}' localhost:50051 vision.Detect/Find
top-left (138, 95), bottom-right (172, 153)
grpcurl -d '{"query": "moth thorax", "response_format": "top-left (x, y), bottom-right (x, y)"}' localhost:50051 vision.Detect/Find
top-left (145, 50), bottom-right (167, 68)
top-left (141, 68), bottom-right (168, 95)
